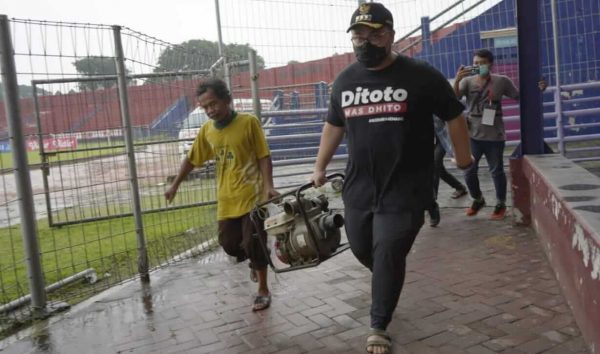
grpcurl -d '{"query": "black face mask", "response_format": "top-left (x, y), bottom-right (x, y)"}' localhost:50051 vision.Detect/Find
top-left (354, 42), bottom-right (388, 68)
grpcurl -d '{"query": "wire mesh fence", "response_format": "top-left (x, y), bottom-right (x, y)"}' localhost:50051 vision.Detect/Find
top-left (0, 0), bottom-right (599, 339)
top-left (221, 0), bottom-right (600, 167)
top-left (0, 19), bottom-right (221, 334)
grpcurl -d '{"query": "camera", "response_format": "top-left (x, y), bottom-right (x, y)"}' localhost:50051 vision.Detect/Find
top-left (464, 65), bottom-right (480, 75)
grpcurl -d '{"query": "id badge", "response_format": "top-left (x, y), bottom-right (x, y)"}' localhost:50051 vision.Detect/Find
top-left (482, 105), bottom-right (496, 126)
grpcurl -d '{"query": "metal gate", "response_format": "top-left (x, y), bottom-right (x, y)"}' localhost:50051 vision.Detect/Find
top-left (32, 71), bottom-right (217, 227)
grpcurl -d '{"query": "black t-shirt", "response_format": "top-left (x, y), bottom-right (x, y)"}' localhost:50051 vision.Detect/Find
top-left (328, 55), bottom-right (464, 212)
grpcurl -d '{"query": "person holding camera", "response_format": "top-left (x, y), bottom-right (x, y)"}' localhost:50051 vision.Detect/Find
top-left (454, 49), bottom-right (527, 220)
top-left (312, 3), bottom-right (473, 353)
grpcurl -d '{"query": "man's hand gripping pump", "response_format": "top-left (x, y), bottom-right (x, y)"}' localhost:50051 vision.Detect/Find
top-left (250, 173), bottom-right (349, 273)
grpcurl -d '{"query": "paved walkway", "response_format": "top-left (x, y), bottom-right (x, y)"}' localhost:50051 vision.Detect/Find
top-left (0, 172), bottom-right (591, 354)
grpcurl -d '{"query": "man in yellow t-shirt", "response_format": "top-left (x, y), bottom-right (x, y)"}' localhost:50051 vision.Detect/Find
top-left (165, 78), bottom-right (278, 311)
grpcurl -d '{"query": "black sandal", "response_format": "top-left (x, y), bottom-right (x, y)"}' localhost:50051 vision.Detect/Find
top-left (252, 294), bottom-right (271, 312)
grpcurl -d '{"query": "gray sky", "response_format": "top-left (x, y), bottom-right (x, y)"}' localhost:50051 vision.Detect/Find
top-left (1, 0), bottom-right (497, 87)
top-left (1, 0), bottom-right (221, 44)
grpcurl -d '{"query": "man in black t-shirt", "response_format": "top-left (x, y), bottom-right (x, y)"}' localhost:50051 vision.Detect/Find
top-left (311, 3), bottom-right (473, 353)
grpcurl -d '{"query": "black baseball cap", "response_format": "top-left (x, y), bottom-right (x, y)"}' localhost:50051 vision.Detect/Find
top-left (347, 2), bottom-right (394, 32)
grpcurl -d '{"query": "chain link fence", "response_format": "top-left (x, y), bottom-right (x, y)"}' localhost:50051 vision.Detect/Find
top-left (221, 0), bottom-right (600, 169)
top-left (1, 0), bottom-right (599, 339)
top-left (0, 19), bottom-right (221, 335)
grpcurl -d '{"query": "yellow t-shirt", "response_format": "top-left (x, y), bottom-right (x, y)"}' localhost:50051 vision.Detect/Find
top-left (187, 112), bottom-right (270, 220)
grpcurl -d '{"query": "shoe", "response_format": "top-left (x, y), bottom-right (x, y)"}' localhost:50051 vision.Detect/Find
top-left (466, 197), bottom-right (485, 216)
top-left (490, 203), bottom-right (507, 220)
top-left (451, 188), bottom-right (468, 199)
top-left (429, 203), bottom-right (440, 227)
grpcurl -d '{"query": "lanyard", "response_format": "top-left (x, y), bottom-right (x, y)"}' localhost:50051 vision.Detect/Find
top-left (477, 76), bottom-right (493, 104)
top-left (467, 77), bottom-right (493, 113)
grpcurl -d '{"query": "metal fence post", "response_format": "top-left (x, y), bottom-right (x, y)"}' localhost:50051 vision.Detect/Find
top-left (248, 49), bottom-right (262, 123)
top-left (112, 25), bottom-right (150, 283)
top-left (0, 15), bottom-right (47, 316)
top-left (420, 16), bottom-right (431, 55)
top-left (516, 0), bottom-right (546, 155)
top-left (215, 0), bottom-right (231, 90)
top-left (32, 84), bottom-right (54, 227)
top-left (551, 0), bottom-right (565, 155)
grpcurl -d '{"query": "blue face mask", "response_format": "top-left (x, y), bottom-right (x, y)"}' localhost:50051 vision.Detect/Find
top-left (478, 64), bottom-right (490, 77)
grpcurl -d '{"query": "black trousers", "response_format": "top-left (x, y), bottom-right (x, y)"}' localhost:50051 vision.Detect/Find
top-left (344, 207), bottom-right (424, 330)
top-left (433, 140), bottom-right (465, 201)
top-left (218, 213), bottom-right (269, 270)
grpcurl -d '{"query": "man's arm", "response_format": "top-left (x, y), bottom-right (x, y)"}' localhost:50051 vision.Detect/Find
top-left (505, 76), bottom-right (547, 100)
top-left (311, 122), bottom-right (345, 187)
top-left (446, 114), bottom-right (473, 169)
top-left (164, 157), bottom-right (195, 203)
top-left (258, 155), bottom-right (278, 199)
top-left (505, 76), bottom-right (520, 100)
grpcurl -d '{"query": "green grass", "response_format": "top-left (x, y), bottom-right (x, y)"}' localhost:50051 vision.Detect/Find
top-left (0, 197), bottom-right (218, 339)
top-left (0, 141), bottom-right (127, 169)
top-left (50, 180), bottom-right (217, 225)
top-left (0, 203), bottom-right (217, 307)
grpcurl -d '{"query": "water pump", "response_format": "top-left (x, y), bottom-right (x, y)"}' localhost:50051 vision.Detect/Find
top-left (251, 174), bottom-right (348, 273)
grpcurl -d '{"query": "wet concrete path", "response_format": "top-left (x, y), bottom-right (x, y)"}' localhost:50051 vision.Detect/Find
top-left (0, 171), bottom-right (591, 354)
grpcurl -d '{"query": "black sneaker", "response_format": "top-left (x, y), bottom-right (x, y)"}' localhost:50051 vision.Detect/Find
top-left (429, 202), bottom-right (441, 227)
top-left (466, 197), bottom-right (486, 216)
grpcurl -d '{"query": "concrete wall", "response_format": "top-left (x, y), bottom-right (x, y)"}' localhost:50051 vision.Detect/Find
top-left (511, 154), bottom-right (600, 353)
